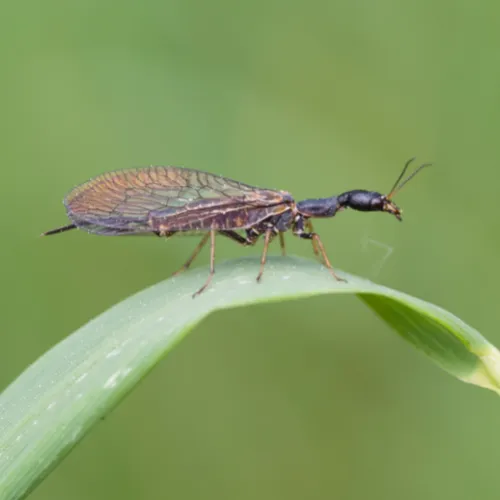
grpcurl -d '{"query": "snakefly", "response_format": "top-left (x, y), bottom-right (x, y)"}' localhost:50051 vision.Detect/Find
top-left (42, 158), bottom-right (429, 296)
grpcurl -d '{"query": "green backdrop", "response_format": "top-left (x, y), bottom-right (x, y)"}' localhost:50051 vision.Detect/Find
top-left (2, 1), bottom-right (500, 499)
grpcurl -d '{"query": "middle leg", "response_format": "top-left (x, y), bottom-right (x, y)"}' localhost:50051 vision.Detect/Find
top-left (256, 228), bottom-right (273, 282)
top-left (278, 232), bottom-right (286, 256)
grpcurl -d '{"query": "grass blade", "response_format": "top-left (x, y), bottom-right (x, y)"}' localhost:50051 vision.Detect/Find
top-left (1, 256), bottom-right (498, 499)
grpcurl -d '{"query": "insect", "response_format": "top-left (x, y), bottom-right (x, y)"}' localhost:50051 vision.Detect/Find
top-left (42, 158), bottom-right (429, 296)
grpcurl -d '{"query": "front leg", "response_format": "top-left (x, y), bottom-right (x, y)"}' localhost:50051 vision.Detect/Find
top-left (305, 220), bottom-right (319, 257)
top-left (293, 216), bottom-right (346, 282)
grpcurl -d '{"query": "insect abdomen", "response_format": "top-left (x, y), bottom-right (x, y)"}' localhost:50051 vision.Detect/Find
top-left (149, 204), bottom-right (292, 232)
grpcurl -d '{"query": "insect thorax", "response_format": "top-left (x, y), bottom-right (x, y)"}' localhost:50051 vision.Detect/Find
top-left (250, 210), bottom-right (295, 234)
top-left (296, 197), bottom-right (339, 217)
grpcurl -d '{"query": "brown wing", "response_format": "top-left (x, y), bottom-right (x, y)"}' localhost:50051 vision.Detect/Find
top-left (64, 166), bottom-right (292, 235)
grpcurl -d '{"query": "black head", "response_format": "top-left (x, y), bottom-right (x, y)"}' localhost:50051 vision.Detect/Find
top-left (337, 158), bottom-right (431, 221)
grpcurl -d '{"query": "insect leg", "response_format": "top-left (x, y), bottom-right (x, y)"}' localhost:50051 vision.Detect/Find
top-left (293, 218), bottom-right (346, 282)
top-left (193, 229), bottom-right (216, 297)
top-left (305, 220), bottom-right (319, 257)
top-left (256, 228), bottom-right (273, 282)
top-left (310, 233), bottom-right (346, 282)
top-left (278, 233), bottom-right (286, 256)
top-left (218, 230), bottom-right (257, 246)
top-left (155, 230), bottom-right (176, 237)
top-left (172, 232), bottom-right (210, 276)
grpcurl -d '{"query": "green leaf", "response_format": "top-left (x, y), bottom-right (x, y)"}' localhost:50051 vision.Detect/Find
top-left (1, 256), bottom-right (498, 499)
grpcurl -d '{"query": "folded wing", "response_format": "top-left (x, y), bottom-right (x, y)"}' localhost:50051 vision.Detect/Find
top-left (64, 166), bottom-right (291, 235)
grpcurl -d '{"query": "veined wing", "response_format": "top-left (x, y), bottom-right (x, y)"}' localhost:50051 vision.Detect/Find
top-left (64, 166), bottom-right (289, 234)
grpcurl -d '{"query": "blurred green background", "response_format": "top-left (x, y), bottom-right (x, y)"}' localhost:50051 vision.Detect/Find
top-left (2, 0), bottom-right (500, 499)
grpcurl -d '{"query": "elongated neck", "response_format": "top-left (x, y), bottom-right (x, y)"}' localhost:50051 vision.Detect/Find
top-left (296, 196), bottom-right (339, 217)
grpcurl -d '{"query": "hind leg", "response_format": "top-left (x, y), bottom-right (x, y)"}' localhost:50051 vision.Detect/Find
top-left (172, 232), bottom-right (210, 276)
top-left (192, 230), bottom-right (217, 297)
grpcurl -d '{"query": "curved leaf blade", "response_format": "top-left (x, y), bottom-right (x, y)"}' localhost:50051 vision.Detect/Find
top-left (1, 256), bottom-right (498, 499)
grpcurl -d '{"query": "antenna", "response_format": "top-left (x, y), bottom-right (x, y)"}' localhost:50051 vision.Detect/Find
top-left (387, 158), bottom-right (431, 200)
